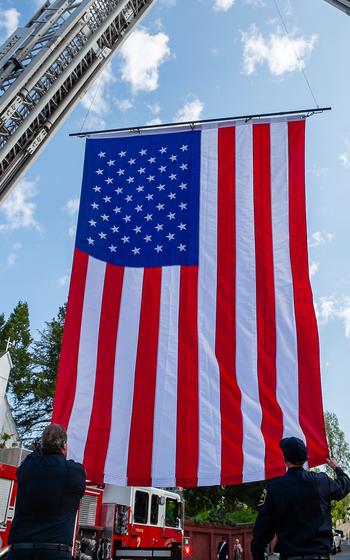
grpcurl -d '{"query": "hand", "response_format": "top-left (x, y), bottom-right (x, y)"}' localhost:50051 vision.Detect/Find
top-left (326, 457), bottom-right (338, 470)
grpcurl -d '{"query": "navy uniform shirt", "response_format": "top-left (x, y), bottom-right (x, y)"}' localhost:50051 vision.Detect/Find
top-left (9, 450), bottom-right (86, 546)
top-left (251, 466), bottom-right (350, 559)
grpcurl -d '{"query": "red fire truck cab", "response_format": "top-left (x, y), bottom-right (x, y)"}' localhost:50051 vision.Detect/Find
top-left (0, 448), bottom-right (185, 560)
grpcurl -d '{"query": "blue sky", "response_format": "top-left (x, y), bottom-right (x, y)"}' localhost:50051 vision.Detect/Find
top-left (1, 0), bottom-right (350, 438)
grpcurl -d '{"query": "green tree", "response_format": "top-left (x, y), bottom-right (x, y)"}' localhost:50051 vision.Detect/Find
top-left (324, 411), bottom-right (350, 525)
top-left (0, 301), bottom-right (32, 399)
top-left (14, 305), bottom-right (66, 442)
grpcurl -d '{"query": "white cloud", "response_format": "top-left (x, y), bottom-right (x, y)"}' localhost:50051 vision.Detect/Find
top-left (0, 177), bottom-right (39, 232)
top-left (339, 152), bottom-right (350, 169)
top-left (120, 29), bottom-right (170, 94)
top-left (241, 24), bottom-right (316, 76)
top-left (63, 197), bottom-right (79, 238)
top-left (315, 296), bottom-right (350, 339)
top-left (309, 262), bottom-right (319, 278)
top-left (174, 99), bottom-right (205, 122)
top-left (214, 0), bottom-right (235, 11)
top-left (244, 0), bottom-right (266, 6)
top-left (116, 99), bottom-right (133, 112)
top-left (146, 117), bottom-right (162, 126)
top-left (57, 275), bottom-right (69, 288)
top-left (7, 243), bottom-right (22, 268)
top-left (81, 63), bottom-right (116, 125)
top-left (308, 164), bottom-right (329, 177)
top-left (0, 7), bottom-right (20, 39)
top-left (309, 231), bottom-right (334, 248)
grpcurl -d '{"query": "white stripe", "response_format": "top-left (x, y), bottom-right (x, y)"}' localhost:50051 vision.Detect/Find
top-left (151, 266), bottom-right (180, 487)
top-left (235, 124), bottom-right (265, 482)
top-left (67, 256), bottom-right (106, 462)
top-left (270, 122), bottom-right (305, 442)
top-left (197, 127), bottom-right (221, 486)
top-left (104, 268), bottom-right (144, 485)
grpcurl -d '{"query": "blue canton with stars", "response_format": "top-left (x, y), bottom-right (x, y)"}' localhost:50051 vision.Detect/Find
top-left (76, 131), bottom-right (200, 267)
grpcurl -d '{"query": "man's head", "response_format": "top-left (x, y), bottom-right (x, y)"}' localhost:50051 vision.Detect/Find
top-left (279, 437), bottom-right (308, 467)
top-left (41, 424), bottom-right (67, 456)
top-left (235, 539), bottom-right (240, 545)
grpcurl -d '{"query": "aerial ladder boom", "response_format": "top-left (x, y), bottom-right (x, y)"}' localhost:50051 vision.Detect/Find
top-left (323, 0), bottom-right (350, 15)
top-left (0, 0), bottom-right (156, 203)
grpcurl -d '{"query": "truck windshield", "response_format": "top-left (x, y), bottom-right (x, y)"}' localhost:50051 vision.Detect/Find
top-left (134, 491), bottom-right (149, 524)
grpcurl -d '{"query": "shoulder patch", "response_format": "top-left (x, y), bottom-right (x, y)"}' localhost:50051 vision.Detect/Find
top-left (258, 489), bottom-right (267, 507)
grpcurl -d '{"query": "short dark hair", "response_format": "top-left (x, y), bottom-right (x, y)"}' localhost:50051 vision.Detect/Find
top-left (41, 424), bottom-right (67, 455)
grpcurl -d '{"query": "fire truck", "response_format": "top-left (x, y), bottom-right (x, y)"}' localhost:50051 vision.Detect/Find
top-left (0, 447), bottom-right (187, 560)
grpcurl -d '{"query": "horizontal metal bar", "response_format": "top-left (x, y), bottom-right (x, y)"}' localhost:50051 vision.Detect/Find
top-left (70, 106), bottom-right (332, 138)
top-left (115, 550), bottom-right (172, 558)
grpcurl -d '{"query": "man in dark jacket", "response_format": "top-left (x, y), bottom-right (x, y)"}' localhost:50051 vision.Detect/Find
top-left (8, 424), bottom-right (86, 560)
top-left (217, 537), bottom-right (229, 560)
top-left (251, 437), bottom-right (350, 560)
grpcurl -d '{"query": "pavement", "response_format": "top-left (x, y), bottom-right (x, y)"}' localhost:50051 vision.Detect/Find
top-left (334, 542), bottom-right (350, 560)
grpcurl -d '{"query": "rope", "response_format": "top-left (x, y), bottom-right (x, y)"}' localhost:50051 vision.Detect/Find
top-left (272, 0), bottom-right (319, 109)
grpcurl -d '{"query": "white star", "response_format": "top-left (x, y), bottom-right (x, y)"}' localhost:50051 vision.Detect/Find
top-left (93, 185), bottom-right (101, 192)
top-left (118, 150), bottom-right (127, 157)
top-left (169, 173), bottom-right (177, 181)
top-left (178, 222), bottom-right (186, 231)
top-left (89, 219), bottom-right (97, 227)
top-left (179, 202), bottom-right (187, 210)
top-left (180, 144), bottom-right (188, 152)
top-left (147, 175), bottom-right (155, 182)
top-left (135, 204), bottom-right (143, 213)
top-left (127, 176), bottom-right (134, 184)
top-left (87, 237), bottom-right (94, 245)
top-left (96, 169), bottom-right (103, 175)
top-left (145, 213), bottom-right (153, 222)
top-left (99, 232), bottom-right (107, 239)
top-left (117, 168), bottom-right (125, 176)
top-left (155, 223), bottom-right (164, 232)
top-left (111, 226), bottom-right (119, 233)
top-left (121, 235), bottom-right (130, 243)
top-left (179, 182), bottom-right (187, 190)
top-left (167, 212), bottom-right (176, 220)
top-left (133, 225), bottom-right (142, 234)
top-left (155, 245), bottom-right (163, 253)
top-left (123, 215), bottom-right (131, 223)
top-left (128, 158), bottom-right (136, 165)
top-left (148, 156), bottom-right (156, 164)
top-left (157, 184), bottom-right (165, 191)
top-left (105, 177), bottom-right (113, 185)
top-left (159, 166), bottom-right (166, 173)
top-left (101, 214), bottom-right (109, 221)
top-left (145, 193), bottom-right (154, 201)
top-left (156, 203), bottom-right (165, 211)
top-left (138, 167), bottom-right (146, 174)
top-left (139, 148), bottom-right (147, 156)
top-left (136, 185), bottom-right (144, 192)
top-left (107, 159), bottom-right (115, 166)
top-left (132, 247), bottom-right (140, 255)
top-left (125, 195), bottom-right (133, 203)
top-left (144, 234), bottom-right (152, 243)
top-left (91, 202), bottom-right (99, 209)
top-left (170, 155), bottom-right (177, 162)
top-left (178, 243), bottom-right (186, 252)
top-left (180, 163), bottom-right (188, 171)
top-left (103, 195), bottom-right (111, 203)
top-left (109, 245), bottom-right (117, 252)
top-left (98, 151), bottom-right (106, 158)
top-left (159, 146), bottom-right (167, 154)
top-left (113, 206), bottom-right (121, 214)
top-left (115, 187), bottom-right (123, 195)
top-left (168, 192), bottom-right (176, 200)
top-left (166, 233), bottom-right (175, 241)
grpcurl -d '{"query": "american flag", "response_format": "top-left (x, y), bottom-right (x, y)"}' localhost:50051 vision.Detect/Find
top-left (53, 119), bottom-right (328, 487)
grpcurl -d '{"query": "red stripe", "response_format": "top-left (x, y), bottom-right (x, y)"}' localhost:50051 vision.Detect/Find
top-left (176, 266), bottom-right (199, 487)
top-left (127, 268), bottom-right (162, 485)
top-left (215, 126), bottom-right (243, 486)
top-left (253, 123), bottom-right (284, 478)
top-left (288, 120), bottom-right (328, 465)
top-left (83, 264), bottom-right (124, 483)
top-left (52, 248), bottom-right (89, 427)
